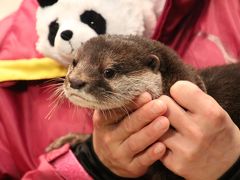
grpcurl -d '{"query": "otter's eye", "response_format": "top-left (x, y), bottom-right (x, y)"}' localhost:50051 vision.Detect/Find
top-left (72, 59), bottom-right (78, 67)
top-left (103, 69), bottom-right (116, 79)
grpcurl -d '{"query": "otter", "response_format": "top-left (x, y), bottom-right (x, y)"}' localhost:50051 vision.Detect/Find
top-left (56, 35), bottom-right (240, 179)
top-left (64, 35), bottom-right (240, 126)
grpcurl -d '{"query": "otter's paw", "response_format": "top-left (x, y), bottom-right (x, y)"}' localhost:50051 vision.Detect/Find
top-left (45, 133), bottom-right (90, 152)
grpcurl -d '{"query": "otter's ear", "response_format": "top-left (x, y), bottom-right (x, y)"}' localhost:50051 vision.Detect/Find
top-left (146, 54), bottom-right (160, 73)
top-left (37, 0), bottom-right (58, 7)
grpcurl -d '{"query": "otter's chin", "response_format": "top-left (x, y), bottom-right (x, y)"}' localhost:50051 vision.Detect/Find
top-left (65, 92), bottom-right (124, 110)
top-left (66, 93), bottom-right (99, 109)
top-left (64, 85), bottom-right (131, 110)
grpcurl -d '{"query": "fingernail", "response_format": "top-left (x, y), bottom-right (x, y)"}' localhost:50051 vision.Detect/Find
top-left (139, 92), bottom-right (152, 101)
top-left (154, 119), bottom-right (162, 130)
top-left (154, 144), bottom-right (164, 154)
top-left (151, 100), bottom-right (164, 114)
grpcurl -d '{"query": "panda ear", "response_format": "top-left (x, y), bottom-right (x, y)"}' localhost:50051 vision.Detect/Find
top-left (37, 0), bottom-right (58, 7)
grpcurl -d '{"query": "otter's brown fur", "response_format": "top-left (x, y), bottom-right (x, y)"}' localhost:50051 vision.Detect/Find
top-left (64, 35), bottom-right (206, 110)
top-left (62, 35), bottom-right (240, 179)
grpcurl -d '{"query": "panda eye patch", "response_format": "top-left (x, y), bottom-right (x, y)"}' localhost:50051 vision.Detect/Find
top-left (48, 20), bottom-right (59, 46)
top-left (80, 10), bottom-right (106, 35)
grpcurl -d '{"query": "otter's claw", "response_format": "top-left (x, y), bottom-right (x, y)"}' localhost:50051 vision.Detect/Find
top-left (45, 133), bottom-right (90, 152)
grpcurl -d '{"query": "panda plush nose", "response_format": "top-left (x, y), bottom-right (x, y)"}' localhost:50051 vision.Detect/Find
top-left (61, 30), bottom-right (73, 41)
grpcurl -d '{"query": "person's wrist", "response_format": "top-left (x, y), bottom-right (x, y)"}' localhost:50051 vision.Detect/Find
top-left (219, 156), bottom-right (240, 180)
top-left (73, 136), bottom-right (131, 180)
top-left (93, 135), bottom-right (127, 178)
top-left (218, 126), bottom-right (240, 180)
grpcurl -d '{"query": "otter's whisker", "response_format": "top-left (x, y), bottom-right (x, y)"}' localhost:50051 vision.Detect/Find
top-left (45, 84), bottom-right (66, 120)
top-left (101, 109), bottom-right (107, 121)
top-left (124, 105), bottom-right (131, 118)
top-left (40, 78), bottom-right (65, 93)
top-left (105, 91), bottom-right (136, 107)
top-left (102, 92), bottom-right (134, 122)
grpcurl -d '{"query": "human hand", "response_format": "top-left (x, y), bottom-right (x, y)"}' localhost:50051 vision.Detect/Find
top-left (160, 81), bottom-right (240, 180)
top-left (92, 92), bottom-right (170, 177)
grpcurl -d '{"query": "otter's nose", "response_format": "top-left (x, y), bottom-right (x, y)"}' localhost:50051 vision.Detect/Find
top-left (69, 78), bottom-right (86, 89)
top-left (61, 30), bottom-right (73, 41)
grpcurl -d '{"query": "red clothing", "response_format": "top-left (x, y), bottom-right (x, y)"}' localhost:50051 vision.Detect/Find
top-left (0, 0), bottom-right (239, 179)
top-left (153, 0), bottom-right (239, 68)
top-left (0, 1), bottom-right (92, 179)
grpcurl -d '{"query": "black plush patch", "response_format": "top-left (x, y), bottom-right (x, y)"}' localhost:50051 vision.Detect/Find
top-left (37, 0), bottom-right (58, 7)
top-left (61, 30), bottom-right (73, 41)
top-left (80, 10), bottom-right (106, 35)
top-left (48, 20), bottom-right (59, 46)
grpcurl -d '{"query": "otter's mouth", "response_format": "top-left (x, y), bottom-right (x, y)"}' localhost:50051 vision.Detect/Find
top-left (70, 93), bottom-right (98, 104)
top-left (67, 92), bottom-right (123, 110)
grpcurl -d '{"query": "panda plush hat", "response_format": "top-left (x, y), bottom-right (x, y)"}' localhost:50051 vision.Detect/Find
top-left (36, 0), bottom-right (165, 66)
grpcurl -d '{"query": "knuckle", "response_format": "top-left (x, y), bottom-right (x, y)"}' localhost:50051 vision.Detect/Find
top-left (192, 127), bottom-right (206, 141)
top-left (209, 108), bottom-right (223, 120)
top-left (126, 138), bottom-right (139, 154)
top-left (184, 150), bottom-right (196, 163)
top-left (187, 126), bottom-right (208, 148)
top-left (123, 119), bottom-right (134, 134)
top-left (103, 134), bottom-right (112, 145)
top-left (136, 156), bottom-right (149, 168)
top-left (144, 127), bottom-right (155, 138)
top-left (213, 109), bottom-right (227, 122)
top-left (182, 143), bottom-right (202, 165)
top-left (203, 102), bottom-right (226, 125)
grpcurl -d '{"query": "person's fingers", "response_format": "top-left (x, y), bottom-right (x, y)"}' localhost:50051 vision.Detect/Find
top-left (160, 128), bottom-right (184, 150)
top-left (130, 142), bottom-right (166, 171)
top-left (160, 148), bottom-right (175, 171)
top-left (93, 92), bottom-right (152, 127)
top-left (170, 81), bottom-right (229, 130)
top-left (122, 116), bottom-right (169, 156)
top-left (159, 95), bottom-right (192, 134)
top-left (113, 98), bottom-right (168, 141)
top-left (170, 81), bottom-right (216, 114)
top-left (128, 92), bottom-right (153, 111)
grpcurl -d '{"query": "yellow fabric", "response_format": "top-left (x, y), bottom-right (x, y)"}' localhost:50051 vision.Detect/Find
top-left (0, 58), bottom-right (67, 82)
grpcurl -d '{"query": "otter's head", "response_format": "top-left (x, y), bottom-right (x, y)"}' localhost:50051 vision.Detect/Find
top-left (64, 35), bottom-right (206, 110)
top-left (64, 35), bottom-right (164, 110)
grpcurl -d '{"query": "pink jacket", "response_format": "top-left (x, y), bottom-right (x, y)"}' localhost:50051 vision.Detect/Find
top-left (0, 0), bottom-right (239, 179)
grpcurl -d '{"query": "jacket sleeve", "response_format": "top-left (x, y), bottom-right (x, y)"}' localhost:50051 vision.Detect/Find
top-left (22, 144), bottom-right (93, 180)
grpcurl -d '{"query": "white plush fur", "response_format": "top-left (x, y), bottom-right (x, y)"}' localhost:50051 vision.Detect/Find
top-left (36, 0), bottom-right (166, 65)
